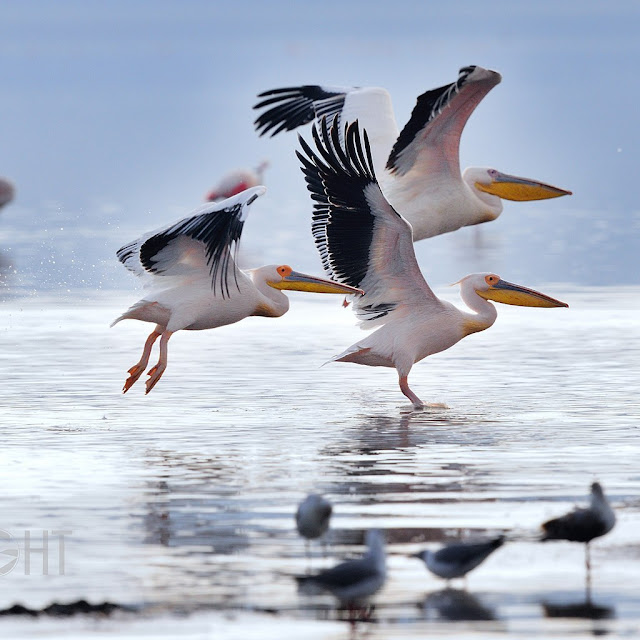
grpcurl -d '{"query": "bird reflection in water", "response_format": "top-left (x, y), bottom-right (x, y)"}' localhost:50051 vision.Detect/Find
top-left (142, 450), bottom-right (250, 555)
top-left (418, 588), bottom-right (498, 622)
top-left (542, 598), bottom-right (615, 621)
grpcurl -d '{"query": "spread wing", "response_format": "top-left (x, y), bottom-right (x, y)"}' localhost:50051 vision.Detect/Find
top-left (386, 65), bottom-right (501, 179)
top-left (116, 186), bottom-right (265, 298)
top-left (253, 85), bottom-right (349, 137)
top-left (297, 116), bottom-right (440, 327)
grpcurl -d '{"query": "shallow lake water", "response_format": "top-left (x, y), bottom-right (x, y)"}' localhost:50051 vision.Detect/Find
top-left (0, 286), bottom-right (638, 639)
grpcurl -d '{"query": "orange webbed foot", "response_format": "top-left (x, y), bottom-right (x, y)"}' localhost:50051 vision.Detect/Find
top-left (123, 365), bottom-right (146, 393)
top-left (145, 363), bottom-right (166, 394)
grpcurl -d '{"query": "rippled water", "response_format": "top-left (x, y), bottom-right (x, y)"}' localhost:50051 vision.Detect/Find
top-left (0, 287), bottom-right (639, 638)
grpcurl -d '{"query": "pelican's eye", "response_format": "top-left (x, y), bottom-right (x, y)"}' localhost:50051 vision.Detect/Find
top-left (485, 274), bottom-right (499, 286)
top-left (277, 265), bottom-right (293, 278)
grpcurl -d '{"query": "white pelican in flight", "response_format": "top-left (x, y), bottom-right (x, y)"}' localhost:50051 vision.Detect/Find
top-left (255, 66), bottom-right (571, 241)
top-left (297, 119), bottom-right (568, 408)
top-left (112, 186), bottom-right (362, 394)
top-left (205, 160), bottom-right (269, 202)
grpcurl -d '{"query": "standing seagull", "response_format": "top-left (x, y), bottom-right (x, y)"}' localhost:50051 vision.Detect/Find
top-left (205, 161), bottom-right (269, 202)
top-left (296, 494), bottom-right (333, 545)
top-left (296, 529), bottom-right (386, 616)
top-left (254, 66), bottom-right (571, 241)
top-left (297, 118), bottom-right (568, 408)
top-left (541, 482), bottom-right (616, 577)
top-left (412, 536), bottom-right (505, 584)
top-left (112, 186), bottom-right (362, 394)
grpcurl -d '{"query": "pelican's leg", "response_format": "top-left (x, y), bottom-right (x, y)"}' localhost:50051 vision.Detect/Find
top-left (123, 329), bottom-right (162, 393)
top-left (399, 375), bottom-right (424, 408)
top-left (145, 330), bottom-right (173, 394)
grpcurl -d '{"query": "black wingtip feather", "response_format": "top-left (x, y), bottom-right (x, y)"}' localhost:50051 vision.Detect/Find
top-left (252, 86), bottom-right (348, 138)
top-left (136, 201), bottom-right (251, 299)
top-left (297, 117), bottom-right (381, 290)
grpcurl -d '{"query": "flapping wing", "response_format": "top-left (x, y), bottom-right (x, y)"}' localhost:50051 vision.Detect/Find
top-left (116, 186), bottom-right (265, 298)
top-left (253, 85), bottom-right (349, 137)
top-left (386, 65), bottom-right (501, 179)
top-left (297, 116), bottom-right (439, 326)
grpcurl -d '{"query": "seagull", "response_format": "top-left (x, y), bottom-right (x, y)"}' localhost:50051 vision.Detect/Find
top-left (0, 177), bottom-right (15, 209)
top-left (412, 536), bottom-right (505, 583)
top-left (296, 494), bottom-right (333, 543)
top-left (541, 482), bottom-right (616, 575)
top-left (254, 66), bottom-right (571, 241)
top-left (296, 117), bottom-right (568, 407)
top-left (205, 161), bottom-right (269, 201)
top-left (112, 186), bottom-right (363, 394)
top-left (296, 529), bottom-right (386, 614)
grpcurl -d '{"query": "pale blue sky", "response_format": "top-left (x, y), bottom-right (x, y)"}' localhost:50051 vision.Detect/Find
top-left (1, 1), bottom-right (638, 290)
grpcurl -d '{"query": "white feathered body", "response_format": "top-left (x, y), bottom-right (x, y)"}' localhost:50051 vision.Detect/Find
top-left (113, 267), bottom-right (288, 333)
top-left (333, 297), bottom-right (493, 378)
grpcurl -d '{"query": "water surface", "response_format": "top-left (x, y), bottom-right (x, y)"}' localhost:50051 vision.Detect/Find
top-left (0, 287), bottom-right (638, 638)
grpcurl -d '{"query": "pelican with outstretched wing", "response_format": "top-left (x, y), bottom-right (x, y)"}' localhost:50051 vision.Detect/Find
top-left (297, 119), bottom-right (568, 407)
top-left (255, 66), bottom-right (571, 241)
top-left (112, 186), bottom-right (362, 394)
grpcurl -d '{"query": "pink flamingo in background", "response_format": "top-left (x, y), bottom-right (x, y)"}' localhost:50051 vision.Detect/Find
top-left (205, 160), bottom-right (269, 202)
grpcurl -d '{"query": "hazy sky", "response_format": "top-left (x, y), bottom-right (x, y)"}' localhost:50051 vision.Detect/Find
top-left (1, 1), bottom-right (638, 291)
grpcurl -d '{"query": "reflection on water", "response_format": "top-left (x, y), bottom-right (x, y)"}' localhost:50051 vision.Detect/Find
top-left (419, 588), bottom-right (498, 621)
top-left (542, 598), bottom-right (615, 620)
top-left (0, 290), bottom-right (639, 637)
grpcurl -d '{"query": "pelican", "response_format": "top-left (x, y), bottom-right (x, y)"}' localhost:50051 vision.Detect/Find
top-left (254, 66), bottom-right (571, 241)
top-left (297, 118), bottom-right (568, 408)
top-left (412, 536), bottom-right (505, 583)
top-left (112, 186), bottom-right (362, 394)
top-left (205, 160), bottom-right (269, 201)
top-left (541, 482), bottom-right (616, 575)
